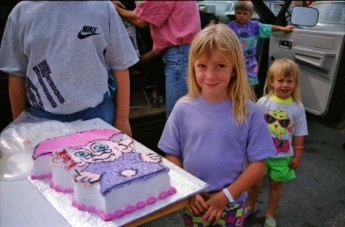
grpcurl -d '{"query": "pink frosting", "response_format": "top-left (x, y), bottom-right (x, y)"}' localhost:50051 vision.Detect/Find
top-left (71, 187), bottom-right (177, 221)
top-left (146, 196), bottom-right (157, 204)
top-left (168, 187), bottom-right (177, 195)
top-left (49, 179), bottom-right (74, 194)
top-left (30, 171), bottom-right (52, 180)
top-left (136, 201), bottom-right (146, 209)
top-left (158, 191), bottom-right (169, 199)
top-left (33, 129), bottom-right (121, 160)
top-left (125, 205), bottom-right (136, 213)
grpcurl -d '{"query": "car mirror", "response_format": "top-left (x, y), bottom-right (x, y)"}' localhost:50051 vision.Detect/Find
top-left (291, 6), bottom-right (319, 27)
top-left (199, 5), bottom-right (216, 14)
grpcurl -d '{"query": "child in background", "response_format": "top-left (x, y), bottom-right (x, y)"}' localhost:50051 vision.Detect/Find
top-left (158, 24), bottom-right (276, 227)
top-left (245, 59), bottom-right (308, 227)
top-left (228, 1), bottom-right (295, 92)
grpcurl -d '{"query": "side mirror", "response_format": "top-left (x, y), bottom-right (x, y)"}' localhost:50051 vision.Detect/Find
top-left (291, 6), bottom-right (319, 27)
top-left (199, 5), bottom-right (216, 14)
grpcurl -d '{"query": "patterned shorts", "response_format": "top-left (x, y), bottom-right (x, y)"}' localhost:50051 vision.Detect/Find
top-left (183, 200), bottom-right (245, 227)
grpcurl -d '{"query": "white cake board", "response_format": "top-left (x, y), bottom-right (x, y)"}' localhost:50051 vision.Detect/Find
top-left (24, 118), bottom-right (208, 226)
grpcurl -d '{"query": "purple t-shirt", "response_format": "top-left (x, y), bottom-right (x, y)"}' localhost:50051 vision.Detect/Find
top-left (158, 96), bottom-right (275, 201)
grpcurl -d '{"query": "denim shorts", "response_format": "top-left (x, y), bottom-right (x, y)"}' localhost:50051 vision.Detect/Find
top-left (28, 98), bottom-right (115, 125)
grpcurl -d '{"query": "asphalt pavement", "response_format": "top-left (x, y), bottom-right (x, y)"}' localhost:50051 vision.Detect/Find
top-left (140, 114), bottom-right (345, 227)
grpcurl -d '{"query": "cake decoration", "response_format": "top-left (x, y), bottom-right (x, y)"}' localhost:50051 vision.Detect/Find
top-left (31, 128), bottom-right (176, 221)
top-left (31, 129), bottom-right (122, 179)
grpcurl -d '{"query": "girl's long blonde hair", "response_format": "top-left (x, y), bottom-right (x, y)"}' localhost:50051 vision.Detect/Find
top-left (263, 58), bottom-right (301, 103)
top-left (187, 24), bottom-right (255, 123)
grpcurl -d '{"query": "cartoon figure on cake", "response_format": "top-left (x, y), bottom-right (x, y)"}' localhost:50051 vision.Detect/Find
top-left (265, 108), bottom-right (293, 154)
top-left (70, 136), bottom-right (165, 196)
top-left (69, 136), bottom-right (135, 169)
top-left (32, 129), bottom-right (123, 179)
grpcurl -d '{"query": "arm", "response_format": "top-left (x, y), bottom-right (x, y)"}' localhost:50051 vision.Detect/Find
top-left (202, 160), bottom-right (266, 225)
top-left (139, 49), bottom-right (161, 63)
top-left (225, 159), bottom-right (266, 200)
top-left (165, 154), bottom-right (182, 168)
top-left (165, 153), bottom-right (209, 218)
top-left (112, 1), bottom-right (148, 28)
top-left (272, 24), bottom-right (295, 32)
top-left (112, 69), bottom-right (132, 136)
top-left (8, 75), bottom-right (27, 120)
top-left (289, 135), bottom-right (304, 170)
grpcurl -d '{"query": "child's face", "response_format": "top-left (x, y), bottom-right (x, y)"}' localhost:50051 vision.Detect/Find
top-left (270, 75), bottom-right (296, 99)
top-left (194, 49), bottom-right (234, 102)
top-left (235, 10), bottom-right (252, 25)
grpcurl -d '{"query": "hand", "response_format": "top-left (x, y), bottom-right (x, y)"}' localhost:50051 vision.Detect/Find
top-left (202, 191), bottom-right (228, 225)
top-left (112, 1), bottom-right (124, 9)
top-left (289, 156), bottom-right (301, 170)
top-left (188, 194), bottom-right (208, 216)
top-left (74, 170), bottom-right (101, 184)
top-left (114, 119), bottom-right (132, 137)
top-left (141, 153), bottom-right (162, 163)
top-left (285, 24), bottom-right (296, 32)
top-left (118, 137), bottom-right (135, 153)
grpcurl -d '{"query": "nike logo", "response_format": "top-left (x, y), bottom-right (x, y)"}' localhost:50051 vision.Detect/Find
top-left (78, 32), bottom-right (100, 39)
top-left (78, 25), bottom-right (100, 39)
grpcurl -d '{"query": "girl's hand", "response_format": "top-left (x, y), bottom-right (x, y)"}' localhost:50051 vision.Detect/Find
top-left (202, 191), bottom-right (228, 225)
top-left (289, 156), bottom-right (301, 170)
top-left (188, 194), bottom-right (208, 215)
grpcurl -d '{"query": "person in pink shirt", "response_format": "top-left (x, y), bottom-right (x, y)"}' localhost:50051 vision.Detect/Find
top-left (114, 1), bottom-right (201, 118)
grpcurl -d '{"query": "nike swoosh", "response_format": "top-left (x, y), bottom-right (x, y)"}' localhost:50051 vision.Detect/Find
top-left (78, 32), bottom-right (100, 39)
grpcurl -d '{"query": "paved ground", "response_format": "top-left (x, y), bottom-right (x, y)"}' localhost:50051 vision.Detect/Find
top-left (139, 114), bottom-right (345, 227)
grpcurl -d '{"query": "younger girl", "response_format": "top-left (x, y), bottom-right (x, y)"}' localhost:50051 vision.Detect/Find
top-left (158, 24), bottom-right (276, 227)
top-left (245, 59), bottom-right (308, 227)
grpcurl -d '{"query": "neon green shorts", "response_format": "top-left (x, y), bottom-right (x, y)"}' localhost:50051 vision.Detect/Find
top-left (265, 157), bottom-right (296, 182)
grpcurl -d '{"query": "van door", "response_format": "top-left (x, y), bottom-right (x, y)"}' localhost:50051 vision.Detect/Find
top-left (268, 29), bottom-right (345, 121)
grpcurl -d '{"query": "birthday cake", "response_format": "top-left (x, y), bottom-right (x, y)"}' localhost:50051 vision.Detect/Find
top-left (32, 129), bottom-right (176, 221)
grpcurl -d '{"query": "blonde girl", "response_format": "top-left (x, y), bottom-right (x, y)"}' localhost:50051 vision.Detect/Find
top-left (158, 24), bottom-right (275, 227)
top-left (246, 59), bottom-right (308, 227)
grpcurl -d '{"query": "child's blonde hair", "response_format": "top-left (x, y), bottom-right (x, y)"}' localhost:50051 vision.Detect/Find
top-left (235, 1), bottom-right (254, 14)
top-left (263, 58), bottom-right (301, 103)
top-left (187, 24), bottom-right (255, 123)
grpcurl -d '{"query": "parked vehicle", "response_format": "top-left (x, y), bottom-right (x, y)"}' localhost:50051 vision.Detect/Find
top-left (268, 1), bottom-right (345, 126)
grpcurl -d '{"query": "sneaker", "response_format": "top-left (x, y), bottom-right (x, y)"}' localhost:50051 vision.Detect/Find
top-left (244, 207), bottom-right (253, 219)
top-left (264, 216), bottom-right (277, 227)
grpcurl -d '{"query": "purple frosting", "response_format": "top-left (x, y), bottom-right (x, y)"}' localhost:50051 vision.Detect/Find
top-left (83, 152), bottom-right (168, 195)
